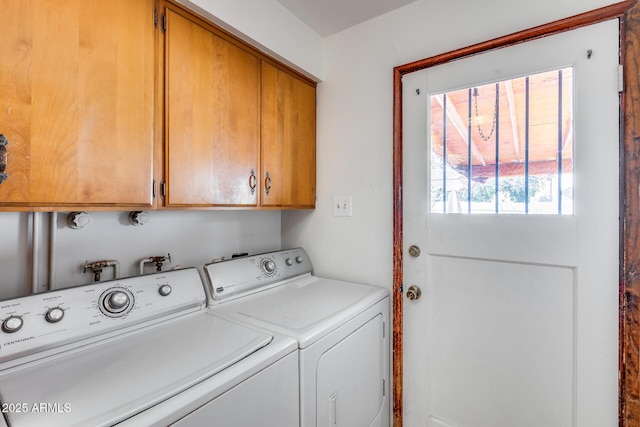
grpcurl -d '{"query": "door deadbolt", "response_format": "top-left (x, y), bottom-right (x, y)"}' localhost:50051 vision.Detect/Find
top-left (408, 245), bottom-right (421, 257)
top-left (406, 285), bottom-right (422, 301)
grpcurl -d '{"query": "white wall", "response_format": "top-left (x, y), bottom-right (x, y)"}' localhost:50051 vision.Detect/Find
top-left (0, 213), bottom-right (31, 299)
top-left (0, 211), bottom-right (280, 301)
top-left (281, 0), bottom-right (621, 290)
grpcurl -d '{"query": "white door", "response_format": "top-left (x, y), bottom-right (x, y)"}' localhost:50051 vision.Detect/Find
top-left (402, 20), bottom-right (619, 427)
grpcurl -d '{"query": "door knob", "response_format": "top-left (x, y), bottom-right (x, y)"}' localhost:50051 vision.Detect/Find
top-left (406, 285), bottom-right (422, 301)
top-left (408, 245), bottom-right (421, 257)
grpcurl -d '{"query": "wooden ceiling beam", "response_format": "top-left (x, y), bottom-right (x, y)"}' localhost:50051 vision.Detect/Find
top-left (433, 94), bottom-right (487, 166)
top-left (504, 80), bottom-right (522, 162)
top-left (458, 159), bottom-right (573, 178)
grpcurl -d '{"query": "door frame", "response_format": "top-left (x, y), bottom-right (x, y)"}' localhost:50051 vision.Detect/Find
top-left (391, 1), bottom-right (640, 426)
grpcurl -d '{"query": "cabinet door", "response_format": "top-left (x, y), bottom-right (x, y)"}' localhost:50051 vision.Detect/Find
top-left (164, 8), bottom-right (260, 207)
top-left (0, 0), bottom-right (154, 207)
top-left (261, 62), bottom-right (316, 208)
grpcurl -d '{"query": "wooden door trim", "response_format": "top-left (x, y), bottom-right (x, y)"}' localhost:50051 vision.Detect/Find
top-left (621, 2), bottom-right (640, 425)
top-left (392, 2), bottom-right (638, 426)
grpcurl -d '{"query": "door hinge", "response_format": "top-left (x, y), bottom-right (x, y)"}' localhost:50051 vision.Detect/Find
top-left (383, 379), bottom-right (386, 396)
top-left (162, 14), bottom-right (167, 32)
top-left (154, 8), bottom-right (158, 28)
top-left (161, 181), bottom-right (166, 198)
top-left (618, 64), bottom-right (624, 93)
top-left (382, 321), bottom-right (385, 339)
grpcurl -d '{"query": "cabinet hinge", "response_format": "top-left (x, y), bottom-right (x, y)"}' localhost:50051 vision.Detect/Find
top-left (154, 8), bottom-right (158, 28)
top-left (161, 181), bottom-right (166, 198)
top-left (152, 180), bottom-right (157, 198)
top-left (618, 64), bottom-right (624, 93)
top-left (162, 14), bottom-right (167, 33)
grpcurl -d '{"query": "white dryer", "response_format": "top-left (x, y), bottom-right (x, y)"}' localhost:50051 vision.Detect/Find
top-left (205, 247), bottom-right (390, 427)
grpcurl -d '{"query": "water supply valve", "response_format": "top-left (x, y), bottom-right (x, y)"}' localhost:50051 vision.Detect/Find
top-left (151, 253), bottom-right (171, 271)
top-left (83, 259), bottom-right (120, 282)
top-left (139, 254), bottom-right (172, 275)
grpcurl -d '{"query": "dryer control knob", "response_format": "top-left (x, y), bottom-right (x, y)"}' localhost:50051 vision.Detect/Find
top-left (295, 256), bottom-right (304, 264)
top-left (45, 307), bottom-right (65, 323)
top-left (2, 316), bottom-right (23, 333)
top-left (285, 258), bottom-right (294, 266)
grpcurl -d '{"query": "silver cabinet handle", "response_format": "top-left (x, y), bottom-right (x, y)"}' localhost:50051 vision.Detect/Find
top-left (249, 169), bottom-right (257, 195)
top-left (264, 171), bottom-right (272, 195)
top-left (0, 134), bottom-right (8, 184)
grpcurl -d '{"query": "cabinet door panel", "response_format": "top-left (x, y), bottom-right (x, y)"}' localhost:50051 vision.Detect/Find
top-left (0, 0), bottom-right (154, 206)
top-left (261, 62), bottom-right (316, 208)
top-left (0, 0), bottom-right (30, 203)
top-left (165, 9), bottom-right (260, 207)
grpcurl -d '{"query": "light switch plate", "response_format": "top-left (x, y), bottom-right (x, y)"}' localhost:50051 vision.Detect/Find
top-left (333, 195), bottom-right (352, 217)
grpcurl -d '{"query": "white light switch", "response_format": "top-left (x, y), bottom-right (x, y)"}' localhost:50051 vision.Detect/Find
top-left (333, 195), bottom-right (352, 217)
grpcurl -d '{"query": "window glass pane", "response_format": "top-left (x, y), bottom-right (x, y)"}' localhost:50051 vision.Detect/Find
top-left (429, 67), bottom-right (574, 215)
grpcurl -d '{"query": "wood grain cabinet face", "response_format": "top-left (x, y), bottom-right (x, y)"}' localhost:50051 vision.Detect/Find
top-left (164, 9), bottom-right (260, 207)
top-left (261, 62), bottom-right (316, 208)
top-left (0, 0), bottom-right (155, 207)
top-left (0, 0), bottom-right (315, 210)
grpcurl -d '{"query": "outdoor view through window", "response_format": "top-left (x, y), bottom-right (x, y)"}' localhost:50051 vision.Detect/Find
top-left (429, 67), bottom-right (573, 214)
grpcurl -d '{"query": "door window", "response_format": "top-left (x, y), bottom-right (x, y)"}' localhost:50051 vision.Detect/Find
top-left (430, 67), bottom-right (574, 214)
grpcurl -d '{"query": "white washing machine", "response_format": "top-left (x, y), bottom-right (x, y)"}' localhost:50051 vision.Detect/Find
top-left (205, 247), bottom-right (390, 427)
top-left (0, 268), bottom-right (299, 427)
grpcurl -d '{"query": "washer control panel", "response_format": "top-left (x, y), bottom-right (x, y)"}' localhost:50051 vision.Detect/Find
top-left (205, 247), bottom-right (313, 302)
top-left (0, 268), bottom-right (206, 363)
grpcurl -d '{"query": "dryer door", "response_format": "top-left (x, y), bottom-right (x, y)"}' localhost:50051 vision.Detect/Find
top-left (316, 313), bottom-right (384, 427)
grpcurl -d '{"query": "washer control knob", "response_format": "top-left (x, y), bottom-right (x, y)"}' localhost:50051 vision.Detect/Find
top-left (99, 288), bottom-right (134, 317)
top-left (159, 284), bottom-right (172, 296)
top-left (262, 259), bottom-right (276, 274)
top-left (285, 258), bottom-right (294, 266)
top-left (295, 256), bottom-right (304, 264)
top-left (45, 307), bottom-right (65, 323)
top-left (2, 316), bottom-right (23, 333)
top-left (106, 291), bottom-right (130, 311)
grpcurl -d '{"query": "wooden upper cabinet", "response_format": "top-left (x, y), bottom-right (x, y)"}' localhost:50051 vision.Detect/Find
top-left (0, 0), bottom-right (315, 210)
top-left (164, 8), bottom-right (260, 207)
top-left (261, 62), bottom-right (316, 208)
top-left (0, 0), bottom-right (155, 208)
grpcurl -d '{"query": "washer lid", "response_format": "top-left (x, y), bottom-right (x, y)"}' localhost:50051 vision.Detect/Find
top-left (213, 277), bottom-right (388, 348)
top-left (0, 312), bottom-right (272, 427)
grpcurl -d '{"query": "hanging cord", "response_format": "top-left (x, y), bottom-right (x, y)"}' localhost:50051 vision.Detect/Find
top-left (473, 85), bottom-right (498, 141)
